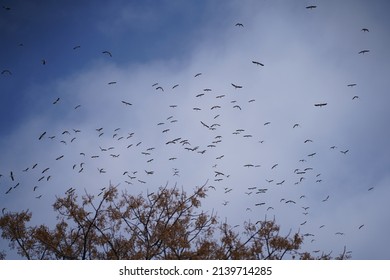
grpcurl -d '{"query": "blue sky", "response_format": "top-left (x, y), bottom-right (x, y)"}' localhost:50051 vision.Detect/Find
top-left (1, 0), bottom-right (390, 259)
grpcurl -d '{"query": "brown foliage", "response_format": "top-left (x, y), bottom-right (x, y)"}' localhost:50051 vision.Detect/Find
top-left (0, 183), bottom-right (350, 260)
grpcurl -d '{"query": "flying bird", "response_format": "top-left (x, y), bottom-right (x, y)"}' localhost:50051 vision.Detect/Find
top-left (361, 28), bottom-right (369, 32)
top-left (314, 103), bottom-right (327, 107)
top-left (231, 83), bottom-right (243, 89)
top-left (358, 50), bottom-right (370, 54)
top-left (121, 101), bottom-right (132, 106)
top-left (38, 131), bottom-right (46, 140)
top-left (347, 83), bottom-right (357, 87)
top-left (235, 23), bottom-right (244, 27)
top-left (1, 69), bottom-right (12, 75)
top-left (102, 50), bottom-right (112, 57)
top-left (156, 86), bottom-right (164, 92)
top-left (73, 45), bottom-right (81, 50)
top-left (340, 149), bottom-right (349, 154)
top-left (252, 61), bottom-right (264, 66)
top-left (306, 5), bottom-right (317, 9)
top-left (194, 73), bottom-right (202, 77)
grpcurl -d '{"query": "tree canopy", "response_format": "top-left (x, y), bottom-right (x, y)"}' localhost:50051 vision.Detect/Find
top-left (0, 183), bottom-right (350, 260)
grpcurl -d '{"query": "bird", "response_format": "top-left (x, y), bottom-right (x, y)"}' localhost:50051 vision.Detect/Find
top-left (304, 139), bottom-right (313, 143)
top-left (108, 81), bottom-right (117, 85)
top-left (286, 200), bottom-right (296, 204)
top-left (41, 59), bottom-right (47, 65)
top-left (194, 73), bottom-right (202, 77)
top-left (293, 123), bottom-right (300, 128)
top-left (358, 50), bottom-right (370, 54)
top-left (73, 45), bottom-right (81, 50)
top-left (358, 224), bottom-right (365, 229)
top-left (235, 23), bottom-right (244, 27)
top-left (368, 187), bottom-right (374, 191)
top-left (264, 122), bottom-right (271, 126)
top-left (308, 152), bottom-right (316, 157)
top-left (42, 167), bottom-right (50, 173)
top-left (172, 84), bottom-right (179, 89)
top-left (1, 69), bottom-right (12, 75)
top-left (306, 5), bottom-right (317, 9)
top-left (322, 195), bottom-right (330, 202)
top-left (102, 50), bottom-right (112, 57)
top-left (340, 149), bottom-right (349, 154)
top-left (314, 103), bottom-right (327, 107)
top-left (352, 96), bottom-right (359, 100)
top-left (156, 86), bottom-right (164, 92)
top-left (361, 28), bottom-right (369, 32)
top-left (347, 83), bottom-right (357, 87)
top-left (252, 61), bottom-right (264, 66)
top-left (121, 101), bottom-right (132, 106)
top-left (38, 131), bottom-right (46, 140)
top-left (271, 164), bottom-right (278, 169)
top-left (231, 83), bottom-right (243, 89)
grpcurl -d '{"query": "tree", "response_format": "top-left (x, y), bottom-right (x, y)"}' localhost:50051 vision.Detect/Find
top-left (0, 182), bottom-right (351, 260)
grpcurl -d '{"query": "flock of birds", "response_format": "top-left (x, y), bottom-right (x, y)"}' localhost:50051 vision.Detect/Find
top-left (0, 3), bottom-right (376, 257)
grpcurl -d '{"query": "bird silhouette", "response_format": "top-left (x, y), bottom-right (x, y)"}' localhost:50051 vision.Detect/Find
top-left (1, 69), bottom-right (12, 75)
top-left (102, 50), bottom-right (112, 57)
top-left (38, 131), bottom-right (46, 140)
top-left (358, 50), bottom-right (370, 54)
top-left (252, 61), bottom-right (264, 66)
top-left (231, 83), bottom-right (243, 89)
top-left (121, 101), bottom-right (132, 106)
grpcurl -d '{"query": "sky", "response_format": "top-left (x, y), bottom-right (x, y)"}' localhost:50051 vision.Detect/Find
top-left (1, 0), bottom-right (390, 260)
